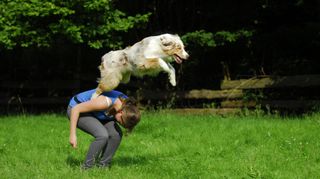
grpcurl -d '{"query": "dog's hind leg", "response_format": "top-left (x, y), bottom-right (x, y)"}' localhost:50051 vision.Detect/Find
top-left (91, 75), bottom-right (121, 99)
top-left (91, 81), bottom-right (120, 99)
top-left (158, 59), bottom-right (176, 86)
top-left (91, 83), bottom-right (104, 99)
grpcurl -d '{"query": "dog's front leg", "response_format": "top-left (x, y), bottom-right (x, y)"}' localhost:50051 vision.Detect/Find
top-left (158, 58), bottom-right (176, 86)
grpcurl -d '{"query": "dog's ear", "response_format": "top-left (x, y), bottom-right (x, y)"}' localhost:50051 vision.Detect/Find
top-left (160, 35), bottom-right (175, 51)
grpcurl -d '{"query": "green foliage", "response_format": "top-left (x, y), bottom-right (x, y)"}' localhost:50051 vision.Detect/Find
top-left (243, 89), bottom-right (265, 102)
top-left (214, 30), bottom-right (253, 45)
top-left (181, 29), bottom-right (254, 48)
top-left (0, 0), bottom-right (151, 49)
top-left (181, 30), bottom-right (216, 47)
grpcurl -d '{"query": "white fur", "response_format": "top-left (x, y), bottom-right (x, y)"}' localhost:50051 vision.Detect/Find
top-left (92, 33), bottom-right (189, 99)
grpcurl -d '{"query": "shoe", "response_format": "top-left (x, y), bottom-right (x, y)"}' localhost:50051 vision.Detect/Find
top-left (81, 164), bottom-right (94, 170)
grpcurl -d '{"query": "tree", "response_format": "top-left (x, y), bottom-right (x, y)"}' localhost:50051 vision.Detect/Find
top-left (0, 0), bottom-right (151, 50)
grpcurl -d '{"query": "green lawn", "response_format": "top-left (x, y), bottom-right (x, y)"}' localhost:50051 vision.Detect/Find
top-left (0, 111), bottom-right (320, 178)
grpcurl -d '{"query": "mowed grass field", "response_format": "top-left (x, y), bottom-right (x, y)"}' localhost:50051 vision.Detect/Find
top-left (0, 111), bottom-right (320, 178)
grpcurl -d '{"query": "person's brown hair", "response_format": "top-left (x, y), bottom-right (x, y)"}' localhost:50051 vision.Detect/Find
top-left (118, 97), bottom-right (141, 133)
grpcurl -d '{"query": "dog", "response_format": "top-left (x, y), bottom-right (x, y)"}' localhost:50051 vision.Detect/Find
top-left (91, 33), bottom-right (189, 99)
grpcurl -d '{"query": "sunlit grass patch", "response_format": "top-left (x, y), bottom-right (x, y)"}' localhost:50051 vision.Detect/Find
top-left (0, 112), bottom-right (320, 178)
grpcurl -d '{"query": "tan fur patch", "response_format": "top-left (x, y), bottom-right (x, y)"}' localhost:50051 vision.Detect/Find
top-left (96, 85), bottom-right (104, 94)
top-left (139, 59), bottom-right (160, 69)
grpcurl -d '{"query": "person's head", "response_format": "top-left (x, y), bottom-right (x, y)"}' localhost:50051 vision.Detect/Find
top-left (114, 97), bottom-right (141, 133)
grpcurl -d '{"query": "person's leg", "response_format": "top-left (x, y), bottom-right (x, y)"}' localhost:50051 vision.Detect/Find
top-left (98, 120), bottom-right (123, 167)
top-left (67, 107), bottom-right (109, 169)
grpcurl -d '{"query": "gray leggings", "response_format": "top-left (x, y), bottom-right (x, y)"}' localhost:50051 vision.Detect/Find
top-left (67, 106), bottom-right (122, 167)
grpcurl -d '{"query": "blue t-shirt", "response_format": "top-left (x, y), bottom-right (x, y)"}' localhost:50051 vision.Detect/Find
top-left (68, 89), bottom-right (127, 121)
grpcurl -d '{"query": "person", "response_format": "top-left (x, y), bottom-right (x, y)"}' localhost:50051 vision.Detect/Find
top-left (67, 89), bottom-right (141, 169)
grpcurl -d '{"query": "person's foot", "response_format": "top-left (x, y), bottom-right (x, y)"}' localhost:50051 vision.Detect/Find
top-left (81, 164), bottom-right (94, 170)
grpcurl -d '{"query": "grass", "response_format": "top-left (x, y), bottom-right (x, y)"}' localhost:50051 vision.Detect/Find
top-left (0, 111), bottom-right (320, 178)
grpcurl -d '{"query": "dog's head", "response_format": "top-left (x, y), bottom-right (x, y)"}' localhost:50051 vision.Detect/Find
top-left (159, 34), bottom-right (189, 64)
top-left (144, 34), bottom-right (189, 64)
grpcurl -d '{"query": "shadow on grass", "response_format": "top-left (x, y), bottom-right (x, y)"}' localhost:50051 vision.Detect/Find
top-left (66, 155), bottom-right (83, 168)
top-left (66, 154), bottom-right (159, 168)
top-left (113, 154), bottom-right (156, 167)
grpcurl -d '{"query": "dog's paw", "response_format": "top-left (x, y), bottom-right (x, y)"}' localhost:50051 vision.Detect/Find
top-left (91, 93), bottom-right (99, 100)
top-left (169, 78), bottom-right (176, 86)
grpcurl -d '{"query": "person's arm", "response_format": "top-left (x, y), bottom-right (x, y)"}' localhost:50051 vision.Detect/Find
top-left (69, 96), bottom-right (111, 148)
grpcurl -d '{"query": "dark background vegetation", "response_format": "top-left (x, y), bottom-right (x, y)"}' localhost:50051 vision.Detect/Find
top-left (0, 0), bottom-right (319, 112)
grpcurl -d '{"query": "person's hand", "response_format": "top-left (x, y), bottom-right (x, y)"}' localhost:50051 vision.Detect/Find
top-left (69, 134), bottom-right (77, 148)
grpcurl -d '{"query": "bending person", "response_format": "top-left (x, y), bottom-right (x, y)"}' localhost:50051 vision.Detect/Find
top-left (67, 89), bottom-right (141, 169)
